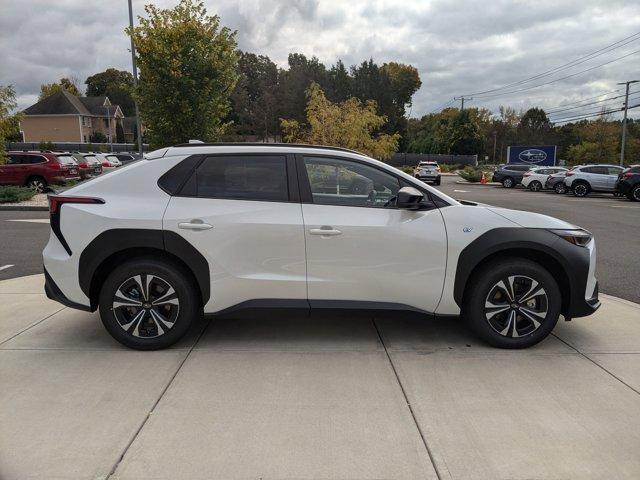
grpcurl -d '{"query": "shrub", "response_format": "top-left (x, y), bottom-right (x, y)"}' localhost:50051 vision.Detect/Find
top-left (0, 185), bottom-right (37, 203)
top-left (38, 140), bottom-right (55, 151)
top-left (398, 165), bottom-right (415, 175)
top-left (458, 165), bottom-right (492, 183)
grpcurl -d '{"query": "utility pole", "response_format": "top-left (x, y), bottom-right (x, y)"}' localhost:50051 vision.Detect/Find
top-left (454, 96), bottom-right (472, 111)
top-left (492, 131), bottom-right (497, 163)
top-left (618, 80), bottom-right (639, 166)
top-left (128, 0), bottom-right (143, 156)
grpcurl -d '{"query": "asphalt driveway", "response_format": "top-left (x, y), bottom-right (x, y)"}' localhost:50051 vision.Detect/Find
top-left (1, 274), bottom-right (640, 479)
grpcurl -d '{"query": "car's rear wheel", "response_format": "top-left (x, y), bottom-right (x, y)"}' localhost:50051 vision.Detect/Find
top-left (434, 177), bottom-right (441, 186)
top-left (463, 258), bottom-right (561, 348)
top-left (572, 182), bottom-right (590, 197)
top-left (98, 257), bottom-right (200, 350)
top-left (554, 182), bottom-right (567, 194)
top-left (629, 185), bottom-right (640, 202)
top-left (26, 176), bottom-right (47, 193)
top-left (502, 177), bottom-right (515, 188)
top-left (529, 180), bottom-right (542, 192)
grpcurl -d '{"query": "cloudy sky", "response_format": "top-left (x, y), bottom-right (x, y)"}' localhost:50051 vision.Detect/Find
top-left (1, 0), bottom-right (639, 122)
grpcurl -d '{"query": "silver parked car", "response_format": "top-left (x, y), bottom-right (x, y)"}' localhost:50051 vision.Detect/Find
top-left (564, 164), bottom-right (625, 197)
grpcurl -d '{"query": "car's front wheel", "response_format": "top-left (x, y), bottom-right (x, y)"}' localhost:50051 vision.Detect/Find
top-left (554, 182), bottom-right (567, 194)
top-left (502, 177), bottom-right (515, 188)
top-left (463, 258), bottom-right (561, 348)
top-left (98, 257), bottom-right (200, 350)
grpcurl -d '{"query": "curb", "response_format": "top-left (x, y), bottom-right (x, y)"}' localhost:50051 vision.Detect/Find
top-left (454, 180), bottom-right (501, 186)
top-left (600, 293), bottom-right (640, 309)
top-left (0, 205), bottom-right (49, 211)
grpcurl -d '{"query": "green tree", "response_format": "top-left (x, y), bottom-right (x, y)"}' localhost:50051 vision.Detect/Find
top-left (281, 83), bottom-right (399, 160)
top-left (517, 107), bottom-right (552, 145)
top-left (0, 85), bottom-right (20, 164)
top-left (127, 0), bottom-right (239, 147)
top-left (85, 68), bottom-right (136, 116)
top-left (447, 110), bottom-right (483, 155)
top-left (90, 131), bottom-right (108, 143)
top-left (39, 78), bottom-right (80, 100)
top-left (116, 122), bottom-right (125, 143)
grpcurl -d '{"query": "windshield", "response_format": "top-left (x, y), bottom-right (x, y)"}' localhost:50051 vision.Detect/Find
top-left (418, 163), bottom-right (437, 168)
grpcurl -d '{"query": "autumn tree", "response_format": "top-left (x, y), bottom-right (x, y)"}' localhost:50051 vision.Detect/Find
top-left (0, 85), bottom-right (20, 164)
top-left (85, 68), bottom-right (135, 116)
top-left (281, 82), bottom-right (399, 160)
top-left (39, 78), bottom-right (80, 100)
top-left (127, 0), bottom-right (239, 147)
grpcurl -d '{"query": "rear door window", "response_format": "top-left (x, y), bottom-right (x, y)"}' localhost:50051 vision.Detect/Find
top-left (193, 155), bottom-right (289, 202)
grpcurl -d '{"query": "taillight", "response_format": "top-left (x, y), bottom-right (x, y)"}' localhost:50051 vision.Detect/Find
top-left (566, 171), bottom-right (575, 177)
top-left (523, 172), bottom-right (531, 177)
top-left (623, 172), bottom-right (634, 179)
top-left (48, 196), bottom-right (104, 255)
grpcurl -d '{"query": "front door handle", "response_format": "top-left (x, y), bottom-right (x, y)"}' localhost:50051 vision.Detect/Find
top-left (178, 220), bottom-right (213, 231)
top-left (309, 226), bottom-right (342, 236)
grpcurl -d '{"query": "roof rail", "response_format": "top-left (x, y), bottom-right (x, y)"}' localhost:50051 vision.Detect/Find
top-left (171, 142), bottom-right (362, 155)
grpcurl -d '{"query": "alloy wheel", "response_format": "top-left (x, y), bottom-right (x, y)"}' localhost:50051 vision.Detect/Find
top-left (633, 186), bottom-right (640, 201)
top-left (574, 184), bottom-right (588, 197)
top-left (555, 183), bottom-right (566, 194)
top-left (484, 275), bottom-right (548, 338)
top-left (503, 178), bottom-right (513, 188)
top-left (28, 179), bottom-right (46, 193)
top-left (112, 274), bottom-right (180, 338)
top-left (530, 181), bottom-right (541, 192)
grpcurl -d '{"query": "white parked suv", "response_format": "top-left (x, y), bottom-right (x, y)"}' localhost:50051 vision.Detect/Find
top-left (564, 164), bottom-right (625, 197)
top-left (521, 166), bottom-right (568, 191)
top-left (43, 144), bottom-right (600, 350)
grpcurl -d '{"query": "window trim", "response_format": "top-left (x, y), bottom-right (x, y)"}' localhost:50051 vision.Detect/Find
top-left (295, 153), bottom-right (444, 210)
top-left (175, 152), bottom-right (296, 204)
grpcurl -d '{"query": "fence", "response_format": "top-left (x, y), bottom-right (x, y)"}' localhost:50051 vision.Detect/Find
top-left (6, 142), bottom-right (149, 153)
top-left (389, 153), bottom-right (478, 167)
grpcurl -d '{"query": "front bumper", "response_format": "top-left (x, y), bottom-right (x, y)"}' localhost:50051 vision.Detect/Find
top-left (615, 180), bottom-right (632, 195)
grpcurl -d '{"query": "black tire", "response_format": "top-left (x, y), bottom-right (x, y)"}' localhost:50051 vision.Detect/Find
top-left (463, 258), bottom-right (561, 349)
top-left (25, 176), bottom-right (47, 193)
top-left (434, 177), bottom-right (441, 186)
top-left (529, 180), bottom-right (542, 192)
top-left (572, 181), bottom-right (590, 197)
top-left (502, 177), bottom-right (515, 188)
top-left (554, 182), bottom-right (567, 194)
top-left (98, 257), bottom-right (200, 350)
top-left (629, 185), bottom-right (640, 202)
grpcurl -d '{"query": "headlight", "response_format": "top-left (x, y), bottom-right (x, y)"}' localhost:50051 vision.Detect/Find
top-left (550, 229), bottom-right (592, 247)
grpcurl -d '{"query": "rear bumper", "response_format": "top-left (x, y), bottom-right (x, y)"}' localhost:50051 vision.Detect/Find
top-left (415, 174), bottom-right (441, 182)
top-left (44, 267), bottom-right (93, 312)
top-left (615, 180), bottom-right (632, 194)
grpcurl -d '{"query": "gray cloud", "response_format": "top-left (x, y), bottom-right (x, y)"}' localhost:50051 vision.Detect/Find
top-left (1, 0), bottom-right (639, 120)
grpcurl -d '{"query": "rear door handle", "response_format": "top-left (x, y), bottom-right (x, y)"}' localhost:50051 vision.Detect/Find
top-left (309, 226), bottom-right (342, 236)
top-left (178, 221), bottom-right (213, 231)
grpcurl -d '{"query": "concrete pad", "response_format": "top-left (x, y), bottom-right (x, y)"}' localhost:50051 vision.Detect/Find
top-left (0, 293), bottom-right (64, 343)
top-left (0, 349), bottom-right (187, 480)
top-left (376, 315), bottom-right (574, 354)
top-left (1, 306), bottom-right (210, 350)
top-left (115, 350), bottom-right (437, 480)
top-left (197, 315), bottom-right (382, 352)
top-left (554, 294), bottom-right (640, 353)
top-left (589, 353), bottom-right (640, 392)
top-left (391, 351), bottom-right (640, 480)
top-left (0, 273), bottom-right (44, 293)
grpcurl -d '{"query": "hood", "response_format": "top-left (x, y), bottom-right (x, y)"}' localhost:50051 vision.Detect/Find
top-left (487, 207), bottom-right (578, 229)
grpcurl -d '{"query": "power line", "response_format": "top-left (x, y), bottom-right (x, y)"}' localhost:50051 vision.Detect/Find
top-left (464, 30), bottom-right (640, 96)
top-left (471, 48), bottom-right (640, 99)
top-left (545, 89), bottom-right (624, 114)
top-left (547, 91), bottom-right (640, 117)
top-left (552, 104), bottom-right (639, 124)
top-left (428, 98), bottom-right (454, 114)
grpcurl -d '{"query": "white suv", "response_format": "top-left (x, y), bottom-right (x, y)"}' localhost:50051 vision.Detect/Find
top-left (43, 144), bottom-right (600, 350)
top-left (521, 167), bottom-right (568, 191)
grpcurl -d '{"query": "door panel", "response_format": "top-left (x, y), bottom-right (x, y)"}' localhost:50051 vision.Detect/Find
top-left (302, 204), bottom-right (447, 312)
top-left (164, 198), bottom-right (306, 312)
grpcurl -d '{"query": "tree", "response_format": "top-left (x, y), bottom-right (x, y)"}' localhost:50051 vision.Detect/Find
top-left (517, 107), bottom-right (552, 144)
top-left (39, 77), bottom-right (80, 100)
top-left (281, 82), bottom-right (399, 160)
top-left (566, 118), bottom-right (619, 164)
top-left (85, 68), bottom-right (136, 116)
top-left (116, 122), bottom-right (125, 143)
top-left (90, 131), bottom-right (108, 143)
top-left (447, 110), bottom-right (483, 155)
top-left (127, 0), bottom-right (239, 147)
top-left (0, 85), bottom-right (20, 164)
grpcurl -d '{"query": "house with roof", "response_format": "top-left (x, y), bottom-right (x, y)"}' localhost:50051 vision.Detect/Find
top-left (20, 90), bottom-right (126, 143)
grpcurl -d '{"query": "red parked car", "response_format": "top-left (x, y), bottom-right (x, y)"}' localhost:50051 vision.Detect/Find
top-left (0, 151), bottom-right (80, 192)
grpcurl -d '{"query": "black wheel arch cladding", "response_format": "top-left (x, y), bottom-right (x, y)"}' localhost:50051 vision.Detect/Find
top-left (79, 229), bottom-right (210, 309)
top-left (454, 227), bottom-right (593, 318)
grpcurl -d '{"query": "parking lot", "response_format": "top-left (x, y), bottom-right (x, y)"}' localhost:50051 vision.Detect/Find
top-left (1, 173), bottom-right (639, 479)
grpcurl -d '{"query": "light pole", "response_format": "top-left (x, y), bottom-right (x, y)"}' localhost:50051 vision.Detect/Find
top-left (128, 0), bottom-right (143, 156)
top-left (618, 80), bottom-right (639, 166)
top-left (454, 96), bottom-right (472, 111)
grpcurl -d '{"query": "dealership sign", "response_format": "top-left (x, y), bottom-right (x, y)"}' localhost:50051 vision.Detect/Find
top-left (507, 145), bottom-right (557, 166)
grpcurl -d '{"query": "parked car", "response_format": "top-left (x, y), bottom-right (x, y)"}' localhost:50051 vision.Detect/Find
top-left (105, 154), bottom-right (122, 167)
top-left (43, 143), bottom-right (599, 350)
top-left (492, 164), bottom-right (533, 188)
top-left (545, 170), bottom-right (569, 194)
top-left (93, 153), bottom-right (118, 172)
top-left (615, 165), bottom-right (640, 201)
top-left (413, 161), bottom-right (441, 185)
top-left (71, 153), bottom-right (103, 179)
top-left (1, 151), bottom-right (80, 192)
top-left (522, 166), bottom-right (568, 191)
top-left (564, 164), bottom-right (625, 197)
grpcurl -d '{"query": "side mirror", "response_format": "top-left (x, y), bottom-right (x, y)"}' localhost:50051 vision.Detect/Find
top-left (396, 186), bottom-right (424, 210)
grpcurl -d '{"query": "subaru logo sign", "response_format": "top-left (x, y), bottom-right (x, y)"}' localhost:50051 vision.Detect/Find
top-left (518, 149), bottom-right (547, 164)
